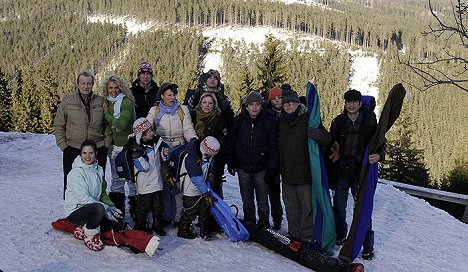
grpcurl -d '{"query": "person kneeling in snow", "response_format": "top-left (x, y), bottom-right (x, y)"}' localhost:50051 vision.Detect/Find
top-left (128, 117), bottom-right (170, 236)
top-left (63, 139), bottom-right (126, 251)
top-left (176, 136), bottom-right (220, 240)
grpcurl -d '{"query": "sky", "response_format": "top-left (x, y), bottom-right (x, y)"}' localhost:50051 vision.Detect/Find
top-left (1, 133), bottom-right (467, 272)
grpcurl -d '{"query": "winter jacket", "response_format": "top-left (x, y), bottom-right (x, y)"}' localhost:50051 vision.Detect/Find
top-left (330, 109), bottom-right (386, 176)
top-left (147, 103), bottom-right (197, 148)
top-left (178, 139), bottom-right (212, 197)
top-left (278, 104), bottom-right (312, 185)
top-left (184, 83), bottom-right (234, 129)
top-left (54, 92), bottom-right (110, 151)
top-left (131, 136), bottom-right (169, 195)
top-left (226, 107), bottom-right (279, 173)
top-left (131, 79), bottom-right (159, 119)
top-left (64, 156), bottom-right (114, 217)
top-left (104, 96), bottom-right (135, 147)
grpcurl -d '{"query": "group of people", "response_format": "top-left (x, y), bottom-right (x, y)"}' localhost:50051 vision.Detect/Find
top-left (53, 62), bottom-right (385, 261)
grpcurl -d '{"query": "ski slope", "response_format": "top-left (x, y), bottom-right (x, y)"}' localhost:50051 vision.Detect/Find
top-left (0, 132), bottom-right (467, 272)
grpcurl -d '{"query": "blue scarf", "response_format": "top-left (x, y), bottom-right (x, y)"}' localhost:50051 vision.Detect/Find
top-left (155, 100), bottom-right (179, 127)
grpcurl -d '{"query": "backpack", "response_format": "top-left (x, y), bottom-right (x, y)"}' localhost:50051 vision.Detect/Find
top-left (168, 144), bottom-right (189, 182)
top-left (115, 148), bottom-right (139, 183)
top-left (361, 95), bottom-right (376, 116)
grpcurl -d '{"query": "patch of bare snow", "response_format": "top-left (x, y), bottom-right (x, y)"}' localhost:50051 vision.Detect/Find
top-left (87, 14), bottom-right (158, 36)
top-left (348, 50), bottom-right (380, 112)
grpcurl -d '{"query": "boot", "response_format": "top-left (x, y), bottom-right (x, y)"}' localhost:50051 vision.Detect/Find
top-left (199, 222), bottom-right (212, 241)
top-left (83, 225), bottom-right (104, 251)
top-left (152, 217), bottom-right (167, 236)
top-left (128, 196), bottom-right (137, 221)
top-left (134, 219), bottom-right (151, 233)
top-left (109, 192), bottom-right (126, 218)
top-left (177, 223), bottom-right (196, 239)
top-left (73, 225), bottom-right (85, 240)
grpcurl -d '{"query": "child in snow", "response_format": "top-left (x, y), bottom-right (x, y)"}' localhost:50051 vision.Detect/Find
top-left (64, 139), bottom-right (125, 251)
top-left (127, 117), bottom-right (170, 236)
top-left (176, 136), bottom-right (220, 240)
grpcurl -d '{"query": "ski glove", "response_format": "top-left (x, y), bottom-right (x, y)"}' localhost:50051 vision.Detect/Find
top-left (105, 207), bottom-right (123, 222)
top-left (202, 191), bottom-right (216, 207)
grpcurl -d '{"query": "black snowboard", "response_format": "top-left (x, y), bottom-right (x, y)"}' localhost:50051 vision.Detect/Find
top-left (243, 221), bottom-right (364, 272)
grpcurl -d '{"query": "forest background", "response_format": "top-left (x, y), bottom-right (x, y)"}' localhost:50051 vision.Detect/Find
top-left (0, 0), bottom-right (466, 209)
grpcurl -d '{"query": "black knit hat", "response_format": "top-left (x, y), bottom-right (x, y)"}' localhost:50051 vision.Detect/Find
top-left (344, 89), bottom-right (362, 101)
top-left (281, 84), bottom-right (300, 104)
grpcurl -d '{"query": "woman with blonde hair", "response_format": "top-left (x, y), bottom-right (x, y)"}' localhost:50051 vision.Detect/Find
top-left (102, 74), bottom-right (137, 221)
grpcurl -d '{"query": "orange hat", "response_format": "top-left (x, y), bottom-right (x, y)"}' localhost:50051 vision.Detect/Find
top-left (268, 87), bottom-right (282, 100)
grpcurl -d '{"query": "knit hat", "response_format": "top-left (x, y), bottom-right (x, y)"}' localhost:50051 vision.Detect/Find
top-left (281, 84), bottom-right (300, 104)
top-left (245, 91), bottom-right (263, 105)
top-left (206, 69), bottom-right (221, 81)
top-left (138, 61), bottom-right (153, 76)
top-left (158, 83), bottom-right (179, 96)
top-left (200, 136), bottom-right (220, 157)
top-left (268, 87), bottom-right (282, 100)
top-left (344, 89), bottom-right (362, 101)
top-left (133, 118), bottom-right (152, 144)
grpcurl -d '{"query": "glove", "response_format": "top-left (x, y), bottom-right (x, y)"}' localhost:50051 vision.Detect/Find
top-left (264, 168), bottom-right (279, 185)
top-left (227, 165), bottom-right (236, 176)
top-left (165, 171), bottom-right (176, 187)
top-left (202, 191), bottom-right (216, 207)
top-left (131, 145), bottom-right (145, 158)
top-left (105, 206), bottom-right (123, 222)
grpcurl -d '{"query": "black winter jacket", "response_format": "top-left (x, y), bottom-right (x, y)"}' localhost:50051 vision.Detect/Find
top-left (226, 108), bottom-right (279, 173)
top-left (131, 79), bottom-right (159, 118)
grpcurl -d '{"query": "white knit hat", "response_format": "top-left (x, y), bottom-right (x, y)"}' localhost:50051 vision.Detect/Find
top-left (133, 118), bottom-right (152, 144)
top-left (200, 136), bottom-right (220, 157)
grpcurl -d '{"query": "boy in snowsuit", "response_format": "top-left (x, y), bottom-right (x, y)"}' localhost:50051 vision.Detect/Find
top-left (176, 136), bottom-right (220, 240)
top-left (128, 117), bottom-right (170, 236)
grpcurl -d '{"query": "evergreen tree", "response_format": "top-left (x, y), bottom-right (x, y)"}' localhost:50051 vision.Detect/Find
top-left (38, 67), bottom-right (60, 134)
top-left (236, 56), bottom-right (256, 111)
top-left (11, 67), bottom-right (40, 133)
top-left (256, 34), bottom-right (287, 93)
top-left (0, 69), bottom-right (13, 132)
top-left (442, 159), bottom-right (468, 194)
top-left (380, 110), bottom-right (430, 187)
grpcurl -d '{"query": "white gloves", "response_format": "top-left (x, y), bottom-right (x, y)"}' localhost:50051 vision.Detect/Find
top-left (105, 206), bottom-right (123, 222)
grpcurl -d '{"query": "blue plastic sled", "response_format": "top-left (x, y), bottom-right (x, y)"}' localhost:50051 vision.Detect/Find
top-left (210, 190), bottom-right (250, 242)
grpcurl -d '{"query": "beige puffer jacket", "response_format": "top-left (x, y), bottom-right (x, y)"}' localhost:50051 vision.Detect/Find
top-left (54, 92), bottom-right (111, 150)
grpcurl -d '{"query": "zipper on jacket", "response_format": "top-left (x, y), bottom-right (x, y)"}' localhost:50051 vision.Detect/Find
top-left (249, 123), bottom-right (254, 173)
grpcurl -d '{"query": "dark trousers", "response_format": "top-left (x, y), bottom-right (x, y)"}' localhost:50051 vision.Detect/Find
top-left (67, 203), bottom-right (125, 231)
top-left (135, 191), bottom-right (163, 223)
top-left (333, 177), bottom-right (374, 248)
top-left (179, 195), bottom-right (210, 225)
top-left (267, 173), bottom-right (283, 225)
top-left (63, 145), bottom-right (108, 199)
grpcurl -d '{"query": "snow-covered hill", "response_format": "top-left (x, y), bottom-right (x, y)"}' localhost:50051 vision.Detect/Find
top-left (0, 132), bottom-right (467, 272)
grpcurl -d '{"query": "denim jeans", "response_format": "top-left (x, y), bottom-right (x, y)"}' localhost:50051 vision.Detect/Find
top-left (333, 177), bottom-right (374, 247)
top-left (237, 169), bottom-right (270, 227)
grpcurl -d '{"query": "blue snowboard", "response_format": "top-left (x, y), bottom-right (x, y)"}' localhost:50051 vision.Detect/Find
top-left (210, 190), bottom-right (250, 242)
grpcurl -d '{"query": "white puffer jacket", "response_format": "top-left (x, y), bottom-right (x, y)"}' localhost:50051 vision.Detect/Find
top-left (133, 137), bottom-right (167, 194)
top-left (147, 104), bottom-right (197, 148)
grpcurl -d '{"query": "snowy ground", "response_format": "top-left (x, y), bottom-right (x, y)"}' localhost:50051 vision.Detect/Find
top-left (1, 132), bottom-right (467, 271)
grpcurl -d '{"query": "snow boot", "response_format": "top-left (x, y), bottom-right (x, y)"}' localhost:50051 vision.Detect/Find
top-left (199, 222), bottom-right (212, 241)
top-left (109, 192), bottom-right (126, 218)
top-left (152, 217), bottom-right (167, 236)
top-left (83, 226), bottom-right (104, 251)
top-left (362, 246), bottom-right (374, 260)
top-left (128, 195), bottom-right (137, 221)
top-left (177, 223), bottom-right (196, 239)
top-left (73, 225), bottom-right (85, 240)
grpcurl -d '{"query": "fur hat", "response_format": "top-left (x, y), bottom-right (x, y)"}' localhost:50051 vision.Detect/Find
top-left (344, 89), bottom-right (362, 101)
top-left (200, 136), bottom-right (220, 157)
top-left (138, 61), bottom-right (153, 76)
top-left (268, 87), bottom-right (282, 101)
top-left (245, 91), bottom-right (263, 105)
top-left (281, 84), bottom-right (300, 104)
top-left (133, 118), bottom-right (152, 144)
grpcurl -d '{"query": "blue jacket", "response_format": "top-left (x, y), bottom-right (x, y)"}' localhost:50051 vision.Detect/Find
top-left (226, 107), bottom-right (279, 173)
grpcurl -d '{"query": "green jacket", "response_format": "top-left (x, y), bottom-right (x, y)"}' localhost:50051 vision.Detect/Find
top-left (105, 96), bottom-right (135, 147)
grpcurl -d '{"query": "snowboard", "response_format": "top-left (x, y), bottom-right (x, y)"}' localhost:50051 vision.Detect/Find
top-left (243, 221), bottom-right (364, 272)
top-left (210, 190), bottom-right (250, 242)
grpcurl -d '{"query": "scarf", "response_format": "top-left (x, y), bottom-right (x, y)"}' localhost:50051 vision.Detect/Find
top-left (107, 93), bottom-right (125, 119)
top-left (155, 100), bottom-right (179, 128)
top-left (194, 107), bottom-right (221, 138)
top-left (280, 104), bottom-right (301, 123)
